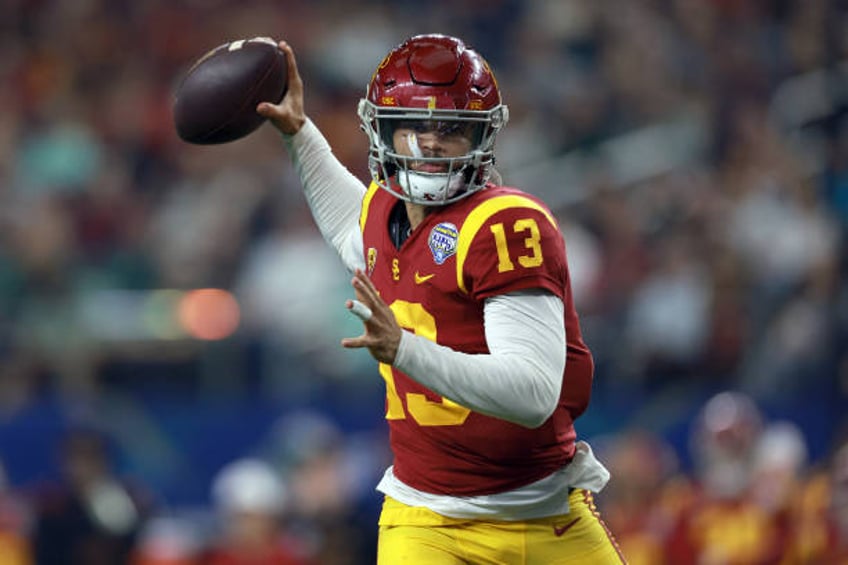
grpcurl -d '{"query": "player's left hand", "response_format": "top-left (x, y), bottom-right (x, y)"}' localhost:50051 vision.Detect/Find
top-left (257, 40), bottom-right (306, 135)
top-left (342, 269), bottom-right (402, 364)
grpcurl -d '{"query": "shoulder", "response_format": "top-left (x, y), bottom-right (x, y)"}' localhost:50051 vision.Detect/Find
top-left (359, 181), bottom-right (388, 231)
top-left (456, 186), bottom-right (560, 246)
top-left (453, 187), bottom-right (567, 296)
top-left (462, 186), bottom-right (557, 223)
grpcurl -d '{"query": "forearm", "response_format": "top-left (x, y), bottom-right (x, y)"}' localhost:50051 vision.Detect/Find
top-left (393, 291), bottom-right (566, 428)
top-left (283, 119), bottom-right (365, 272)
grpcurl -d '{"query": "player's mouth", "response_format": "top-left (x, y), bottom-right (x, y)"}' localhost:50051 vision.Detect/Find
top-left (412, 162), bottom-right (448, 173)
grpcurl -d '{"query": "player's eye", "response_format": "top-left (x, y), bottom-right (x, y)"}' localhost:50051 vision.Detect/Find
top-left (397, 120), bottom-right (470, 138)
top-left (395, 120), bottom-right (432, 133)
top-left (435, 122), bottom-right (468, 136)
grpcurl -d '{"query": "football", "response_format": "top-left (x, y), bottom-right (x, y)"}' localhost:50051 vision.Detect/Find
top-left (173, 37), bottom-right (288, 144)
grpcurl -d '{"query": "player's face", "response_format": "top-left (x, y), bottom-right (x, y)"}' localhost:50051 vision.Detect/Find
top-left (392, 121), bottom-right (474, 172)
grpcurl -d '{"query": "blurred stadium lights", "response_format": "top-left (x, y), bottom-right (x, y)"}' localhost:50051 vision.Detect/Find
top-left (78, 288), bottom-right (240, 342)
top-left (145, 290), bottom-right (188, 340)
top-left (177, 288), bottom-right (241, 341)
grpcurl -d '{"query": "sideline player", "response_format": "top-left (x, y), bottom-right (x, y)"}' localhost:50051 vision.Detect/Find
top-left (258, 34), bottom-right (625, 564)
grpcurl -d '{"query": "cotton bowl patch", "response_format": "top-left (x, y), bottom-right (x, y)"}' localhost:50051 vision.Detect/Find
top-left (428, 222), bottom-right (458, 264)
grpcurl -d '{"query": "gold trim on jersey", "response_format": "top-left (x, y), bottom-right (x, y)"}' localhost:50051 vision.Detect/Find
top-left (360, 181), bottom-right (381, 232)
top-left (456, 195), bottom-right (559, 293)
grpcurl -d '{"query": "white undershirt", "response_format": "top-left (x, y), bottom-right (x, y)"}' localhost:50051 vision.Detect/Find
top-left (283, 120), bottom-right (366, 273)
top-left (282, 119), bottom-right (609, 518)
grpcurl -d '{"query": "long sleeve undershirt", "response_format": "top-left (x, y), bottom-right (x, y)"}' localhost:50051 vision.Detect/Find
top-left (282, 119), bottom-right (566, 428)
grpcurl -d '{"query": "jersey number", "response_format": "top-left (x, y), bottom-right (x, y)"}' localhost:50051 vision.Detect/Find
top-left (490, 218), bottom-right (543, 272)
top-left (379, 300), bottom-right (471, 427)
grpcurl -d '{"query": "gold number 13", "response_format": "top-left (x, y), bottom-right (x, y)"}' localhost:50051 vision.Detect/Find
top-left (379, 300), bottom-right (471, 427)
top-left (490, 218), bottom-right (544, 272)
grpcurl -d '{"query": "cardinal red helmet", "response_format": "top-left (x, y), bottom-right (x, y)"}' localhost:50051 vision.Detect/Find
top-left (358, 34), bottom-right (509, 205)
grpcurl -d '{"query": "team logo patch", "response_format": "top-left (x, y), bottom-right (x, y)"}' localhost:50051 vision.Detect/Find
top-left (367, 247), bottom-right (377, 275)
top-left (428, 222), bottom-right (458, 264)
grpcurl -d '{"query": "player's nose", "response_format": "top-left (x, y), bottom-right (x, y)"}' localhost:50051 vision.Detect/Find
top-left (416, 133), bottom-right (444, 154)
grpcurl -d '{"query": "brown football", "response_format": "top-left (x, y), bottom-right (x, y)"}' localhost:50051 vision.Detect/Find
top-left (173, 37), bottom-right (288, 144)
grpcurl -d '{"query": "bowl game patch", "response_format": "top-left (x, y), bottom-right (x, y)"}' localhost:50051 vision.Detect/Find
top-left (428, 222), bottom-right (458, 264)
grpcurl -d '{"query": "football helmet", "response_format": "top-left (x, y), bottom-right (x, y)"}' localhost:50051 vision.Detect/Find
top-left (358, 34), bottom-right (509, 205)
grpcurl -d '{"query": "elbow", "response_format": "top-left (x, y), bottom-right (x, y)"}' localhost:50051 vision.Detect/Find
top-left (510, 359), bottom-right (562, 429)
top-left (516, 415), bottom-right (548, 430)
top-left (514, 382), bottom-right (560, 429)
top-left (516, 399), bottom-right (558, 429)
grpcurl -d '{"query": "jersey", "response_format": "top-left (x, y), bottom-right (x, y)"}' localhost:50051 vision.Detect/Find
top-left (359, 181), bottom-right (594, 497)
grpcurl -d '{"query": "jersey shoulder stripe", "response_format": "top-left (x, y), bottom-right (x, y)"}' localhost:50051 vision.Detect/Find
top-left (456, 194), bottom-right (559, 294)
top-left (360, 181), bottom-right (382, 232)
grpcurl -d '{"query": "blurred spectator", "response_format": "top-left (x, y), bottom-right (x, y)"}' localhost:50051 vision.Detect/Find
top-left (823, 119), bottom-right (848, 228)
top-left (666, 391), bottom-right (784, 564)
top-left (750, 420), bottom-right (810, 517)
top-left (259, 410), bottom-right (386, 564)
top-left (234, 219), bottom-right (373, 394)
top-left (827, 440), bottom-right (848, 561)
top-left (689, 390), bottom-right (764, 499)
top-left (624, 230), bottom-right (711, 387)
top-left (131, 516), bottom-right (204, 565)
top-left (781, 437), bottom-right (848, 563)
top-left (595, 429), bottom-right (685, 565)
top-left (201, 457), bottom-right (309, 565)
top-left (30, 428), bottom-right (153, 565)
top-left (0, 460), bottom-right (32, 565)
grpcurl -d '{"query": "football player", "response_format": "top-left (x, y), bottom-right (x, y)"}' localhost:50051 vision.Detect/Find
top-left (258, 34), bottom-right (624, 564)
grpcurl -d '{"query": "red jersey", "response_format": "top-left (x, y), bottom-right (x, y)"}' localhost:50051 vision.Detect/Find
top-left (359, 182), bottom-right (594, 496)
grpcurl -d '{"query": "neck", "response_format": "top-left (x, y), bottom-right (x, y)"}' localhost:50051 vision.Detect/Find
top-left (405, 202), bottom-right (429, 230)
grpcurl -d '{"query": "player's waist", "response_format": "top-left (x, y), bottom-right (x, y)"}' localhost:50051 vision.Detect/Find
top-left (377, 488), bottom-right (590, 527)
top-left (376, 441), bottom-right (610, 521)
top-left (388, 416), bottom-right (578, 496)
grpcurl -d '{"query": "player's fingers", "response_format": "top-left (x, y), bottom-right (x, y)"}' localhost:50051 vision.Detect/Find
top-left (352, 269), bottom-right (380, 304)
top-left (256, 101), bottom-right (277, 117)
top-left (256, 43), bottom-right (305, 134)
top-left (346, 299), bottom-right (373, 322)
top-left (256, 40), bottom-right (301, 120)
top-left (341, 335), bottom-right (370, 349)
top-left (256, 104), bottom-right (303, 135)
top-left (277, 41), bottom-right (303, 92)
top-left (350, 274), bottom-right (371, 305)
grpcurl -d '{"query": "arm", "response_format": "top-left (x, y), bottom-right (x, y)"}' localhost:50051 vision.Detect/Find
top-left (393, 290), bottom-right (565, 428)
top-left (258, 41), bottom-right (365, 272)
top-left (283, 120), bottom-right (366, 272)
top-left (342, 269), bottom-right (565, 429)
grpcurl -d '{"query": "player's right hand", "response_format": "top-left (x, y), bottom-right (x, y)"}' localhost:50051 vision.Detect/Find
top-left (257, 40), bottom-right (306, 135)
top-left (342, 269), bottom-right (403, 364)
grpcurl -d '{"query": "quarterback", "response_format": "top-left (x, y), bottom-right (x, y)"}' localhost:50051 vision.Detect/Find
top-left (259, 34), bottom-right (625, 564)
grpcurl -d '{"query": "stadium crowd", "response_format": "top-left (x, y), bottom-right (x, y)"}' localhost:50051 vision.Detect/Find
top-left (0, 0), bottom-right (846, 562)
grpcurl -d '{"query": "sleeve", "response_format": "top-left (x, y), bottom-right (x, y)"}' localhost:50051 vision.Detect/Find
top-left (458, 200), bottom-right (568, 300)
top-left (283, 119), bottom-right (366, 272)
top-left (392, 289), bottom-right (566, 428)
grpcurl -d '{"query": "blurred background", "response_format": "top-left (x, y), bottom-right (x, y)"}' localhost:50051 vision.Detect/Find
top-left (0, 0), bottom-right (847, 563)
